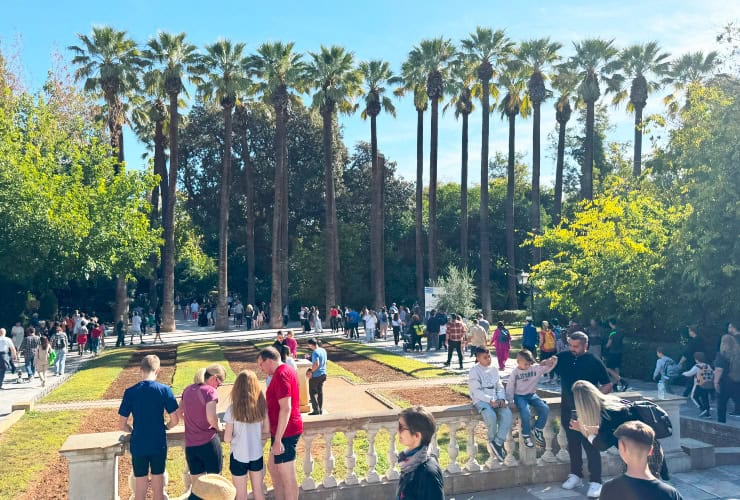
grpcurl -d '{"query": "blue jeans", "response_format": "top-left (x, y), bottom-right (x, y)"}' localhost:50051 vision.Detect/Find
top-left (514, 393), bottom-right (549, 436)
top-left (55, 349), bottom-right (67, 375)
top-left (474, 400), bottom-right (512, 446)
top-left (90, 337), bottom-right (99, 354)
top-left (25, 357), bottom-right (36, 378)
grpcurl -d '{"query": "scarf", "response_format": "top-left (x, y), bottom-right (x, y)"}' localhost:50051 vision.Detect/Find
top-left (398, 445), bottom-right (429, 475)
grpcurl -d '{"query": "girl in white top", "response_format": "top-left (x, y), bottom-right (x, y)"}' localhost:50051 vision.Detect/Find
top-left (224, 369), bottom-right (268, 500)
top-left (35, 336), bottom-right (52, 387)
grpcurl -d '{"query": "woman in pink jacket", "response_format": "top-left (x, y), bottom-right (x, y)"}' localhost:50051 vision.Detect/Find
top-left (491, 321), bottom-right (512, 371)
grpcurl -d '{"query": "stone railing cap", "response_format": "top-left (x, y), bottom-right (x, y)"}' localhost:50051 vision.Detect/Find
top-left (60, 431), bottom-right (126, 454)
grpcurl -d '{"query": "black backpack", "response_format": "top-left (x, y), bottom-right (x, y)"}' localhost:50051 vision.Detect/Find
top-left (626, 400), bottom-right (673, 439)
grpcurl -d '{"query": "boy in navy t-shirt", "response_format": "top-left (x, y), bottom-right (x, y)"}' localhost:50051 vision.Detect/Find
top-left (118, 354), bottom-right (179, 500)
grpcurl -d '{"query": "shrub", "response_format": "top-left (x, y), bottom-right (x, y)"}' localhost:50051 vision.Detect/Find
top-left (492, 309), bottom-right (529, 325)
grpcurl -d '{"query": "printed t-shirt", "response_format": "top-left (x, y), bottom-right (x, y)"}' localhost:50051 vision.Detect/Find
top-left (554, 351), bottom-right (610, 404)
top-left (265, 363), bottom-right (303, 438)
top-left (223, 405), bottom-right (264, 463)
top-left (181, 383), bottom-right (219, 447)
top-left (506, 363), bottom-right (554, 400)
top-left (118, 380), bottom-right (179, 456)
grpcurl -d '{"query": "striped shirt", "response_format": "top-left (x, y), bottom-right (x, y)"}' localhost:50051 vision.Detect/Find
top-left (446, 321), bottom-right (467, 342)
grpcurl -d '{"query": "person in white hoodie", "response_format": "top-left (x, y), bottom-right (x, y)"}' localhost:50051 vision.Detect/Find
top-left (468, 346), bottom-right (511, 462)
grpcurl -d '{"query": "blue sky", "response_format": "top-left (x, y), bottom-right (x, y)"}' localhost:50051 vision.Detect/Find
top-left (2, 0), bottom-right (737, 185)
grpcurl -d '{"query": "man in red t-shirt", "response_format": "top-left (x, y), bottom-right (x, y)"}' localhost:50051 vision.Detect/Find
top-left (259, 347), bottom-right (302, 500)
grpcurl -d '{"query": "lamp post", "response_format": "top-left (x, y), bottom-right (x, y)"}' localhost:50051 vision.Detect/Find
top-left (516, 270), bottom-right (534, 317)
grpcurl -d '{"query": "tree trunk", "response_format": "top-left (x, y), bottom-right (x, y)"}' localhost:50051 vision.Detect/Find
top-left (161, 92), bottom-right (179, 332)
top-left (633, 105), bottom-right (643, 177)
top-left (322, 108), bottom-right (338, 316)
top-left (240, 125), bottom-right (256, 307)
top-left (377, 153), bottom-right (385, 309)
top-left (280, 146), bottom-right (289, 309)
top-left (582, 101), bottom-right (595, 200)
top-left (428, 97), bottom-right (439, 283)
top-left (370, 114), bottom-right (384, 310)
top-left (115, 275), bottom-right (128, 323)
top-left (531, 101), bottom-right (542, 265)
top-left (215, 106), bottom-right (232, 330)
top-left (460, 111), bottom-right (469, 265)
top-left (480, 81), bottom-right (491, 319)
top-left (149, 116), bottom-right (166, 313)
top-left (415, 108), bottom-right (425, 306)
top-left (553, 119), bottom-right (567, 226)
top-left (270, 105), bottom-right (287, 328)
top-left (505, 113), bottom-right (517, 309)
top-left (108, 100), bottom-right (128, 321)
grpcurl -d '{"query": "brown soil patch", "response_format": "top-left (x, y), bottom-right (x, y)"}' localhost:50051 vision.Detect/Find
top-left (102, 344), bottom-right (178, 400)
top-left (385, 386), bottom-right (471, 407)
top-left (323, 344), bottom-right (414, 383)
top-left (222, 344), bottom-right (266, 380)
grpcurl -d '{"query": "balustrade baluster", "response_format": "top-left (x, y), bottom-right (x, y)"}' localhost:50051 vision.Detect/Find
top-left (446, 422), bottom-right (462, 473)
top-left (323, 432), bottom-right (337, 488)
top-left (465, 421), bottom-right (481, 472)
top-left (429, 431), bottom-right (439, 457)
top-left (386, 426), bottom-right (400, 480)
top-left (366, 426), bottom-right (380, 483)
top-left (301, 433), bottom-right (317, 490)
top-left (344, 431), bottom-right (359, 485)
top-left (556, 419), bottom-right (570, 462)
top-left (503, 414), bottom-right (519, 466)
top-left (539, 420), bottom-right (557, 464)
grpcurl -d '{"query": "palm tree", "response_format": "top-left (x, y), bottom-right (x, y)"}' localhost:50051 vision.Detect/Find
top-left (248, 41), bottom-right (306, 328)
top-left (192, 39), bottom-right (251, 330)
top-left (444, 58), bottom-right (476, 263)
top-left (610, 42), bottom-right (671, 176)
top-left (393, 54), bottom-right (427, 305)
top-left (233, 102), bottom-right (256, 307)
top-left (664, 51), bottom-right (719, 116)
top-left (142, 31), bottom-right (199, 332)
top-left (518, 38), bottom-right (561, 264)
top-left (359, 60), bottom-right (396, 311)
top-left (550, 67), bottom-right (579, 225)
top-left (567, 38), bottom-right (620, 200)
top-left (69, 26), bottom-right (145, 321)
top-left (306, 45), bottom-right (362, 316)
top-left (497, 62), bottom-right (529, 309)
top-left (416, 38), bottom-right (456, 282)
top-left (461, 27), bottom-right (513, 318)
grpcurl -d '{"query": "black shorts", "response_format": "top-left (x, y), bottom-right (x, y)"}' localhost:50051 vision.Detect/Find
top-left (185, 435), bottom-right (223, 475)
top-left (270, 434), bottom-right (301, 464)
top-left (131, 453), bottom-right (167, 477)
top-left (230, 453), bottom-right (264, 476)
top-left (606, 353), bottom-right (623, 369)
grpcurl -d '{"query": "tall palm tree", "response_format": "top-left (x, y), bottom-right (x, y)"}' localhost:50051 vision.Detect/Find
top-left (248, 41), bottom-right (306, 328)
top-left (664, 51), bottom-right (719, 116)
top-left (497, 62), bottom-right (529, 309)
top-left (567, 38), bottom-right (620, 200)
top-left (69, 26), bottom-right (145, 321)
top-left (550, 67), bottom-right (579, 225)
top-left (306, 45), bottom-right (362, 316)
top-left (461, 27), bottom-right (513, 318)
top-left (192, 39), bottom-right (251, 330)
top-left (142, 31), bottom-right (199, 332)
top-left (393, 54), bottom-right (427, 305)
top-left (233, 102), bottom-right (256, 307)
top-left (416, 38), bottom-right (456, 283)
top-left (518, 38), bottom-right (561, 264)
top-left (611, 42), bottom-right (671, 177)
top-left (359, 60), bottom-right (396, 311)
top-left (444, 58), bottom-right (476, 263)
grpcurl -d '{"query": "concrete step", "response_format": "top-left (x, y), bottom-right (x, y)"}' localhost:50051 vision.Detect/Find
top-left (681, 437), bottom-right (716, 469)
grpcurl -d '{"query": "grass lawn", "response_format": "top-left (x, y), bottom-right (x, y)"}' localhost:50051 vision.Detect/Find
top-left (250, 339), bottom-right (363, 383)
top-left (171, 343), bottom-right (236, 394)
top-left (40, 348), bottom-right (132, 403)
top-left (329, 339), bottom-right (452, 379)
top-left (0, 410), bottom-right (84, 500)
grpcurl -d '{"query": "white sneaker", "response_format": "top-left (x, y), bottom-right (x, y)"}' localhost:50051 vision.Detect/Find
top-left (562, 474), bottom-right (583, 490)
top-left (587, 482), bottom-right (602, 498)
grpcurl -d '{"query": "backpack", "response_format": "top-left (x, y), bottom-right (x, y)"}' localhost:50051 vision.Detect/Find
top-left (695, 362), bottom-right (714, 389)
top-left (52, 334), bottom-right (66, 350)
top-left (499, 328), bottom-right (510, 343)
top-left (627, 400), bottom-right (673, 439)
top-left (542, 330), bottom-right (556, 351)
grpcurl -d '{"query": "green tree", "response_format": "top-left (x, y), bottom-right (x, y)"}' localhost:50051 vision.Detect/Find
top-left (192, 39), bottom-right (250, 330)
top-left (550, 66), bottom-right (579, 225)
top-left (434, 266), bottom-right (477, 319)
top-left (663, 51), bottom-right (720, 117)
top-left (460, 27), bottom-right (513, 319)
top-left (359, 60), bottom-right (396, 310)
top-left (306, 45), bottom-right (362, 314)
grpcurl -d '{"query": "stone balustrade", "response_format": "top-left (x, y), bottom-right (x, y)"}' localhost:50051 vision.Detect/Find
top-left (59, 392), bottom-right (688, 500)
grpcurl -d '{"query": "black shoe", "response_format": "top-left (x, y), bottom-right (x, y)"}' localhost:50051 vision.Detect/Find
top-left (490, 440), bottom-right (507, 462)
top-left (532, 428), bottom-right (545, 447)
top-left (443, 362), bottom-right (450, 367)
top-left (308, 410), bottom-right (322, 415)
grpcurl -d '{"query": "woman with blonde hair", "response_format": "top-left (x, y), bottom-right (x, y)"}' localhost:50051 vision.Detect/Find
top-left (224, 370), bottom-right (268, 500)
top-left (570, 380), bottom-right (667, 480)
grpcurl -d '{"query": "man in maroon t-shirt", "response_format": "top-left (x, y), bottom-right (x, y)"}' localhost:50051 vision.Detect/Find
top-left (259, 347), bottom-right (303, 500)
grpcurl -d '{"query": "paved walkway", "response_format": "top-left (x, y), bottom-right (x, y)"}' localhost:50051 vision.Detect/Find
top-left (459, 464), bottom-right (740, 499)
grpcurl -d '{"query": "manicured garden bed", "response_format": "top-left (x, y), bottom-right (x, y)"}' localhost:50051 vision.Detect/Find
top-left (102, 344), bottom-right (178, 399)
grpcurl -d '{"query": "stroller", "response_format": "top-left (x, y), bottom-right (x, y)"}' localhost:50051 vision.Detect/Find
top-left (401, 328), bottom-right (413, 352)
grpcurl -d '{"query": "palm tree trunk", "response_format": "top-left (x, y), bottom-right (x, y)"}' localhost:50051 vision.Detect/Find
top-left (109, 101), bottom-right (128, 321)
top-left (161, 93), bottom-right (179, 332)
top-left (377, 153), bottom-right (385, 309)
top-left (280, 148), bottom-right (289, 309)
top-left (322, 108), bottom-right (338, 315)
top-left (415, 108), bottom-right (425, 306)
top-left (460, 111), bottom-right (469, 265)
top-left (480, 81), bottom-right (491, 319)
top-left (370, 115), bottom-right (383, 310)
top-left (582, 101), bottom-right (595, 200)
top-left (553, 119), bottom-right (567, 226)
top-left (531, 101), bottom-right (542, 265)
top-left (149, 117), bottom-right (166, 312)
top-left (269, 105), bottom-right (287, 328)
top-left (215, 106), bottom-right (233, 330)
top-left (241, 126), bottom-right (256, 307)
top-left (633, 105), bottom-right (643, 177)
top-left (505, 113), bottom-right (517, 309)
top-left (428, 98), bottom-right (439, 283)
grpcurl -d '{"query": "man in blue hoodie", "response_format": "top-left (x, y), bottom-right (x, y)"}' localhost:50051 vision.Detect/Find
top-left (522, 317), bottom-right (538, 358)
